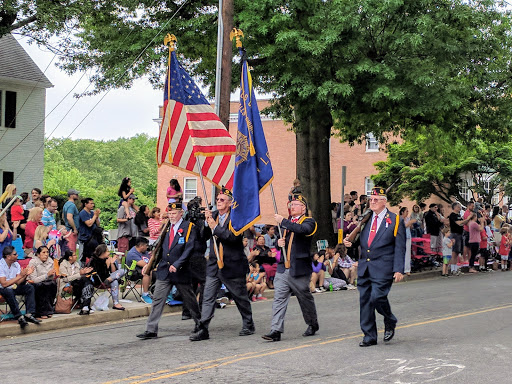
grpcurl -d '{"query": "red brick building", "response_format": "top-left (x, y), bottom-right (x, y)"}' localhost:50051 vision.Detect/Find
top-left (156, 99), bottom-right (394, 225)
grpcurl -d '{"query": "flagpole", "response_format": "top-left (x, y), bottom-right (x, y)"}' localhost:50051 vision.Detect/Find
top-left (270, 183), bottom-right (288, 266)
top-left (195, 157), bottom-right (224, 269)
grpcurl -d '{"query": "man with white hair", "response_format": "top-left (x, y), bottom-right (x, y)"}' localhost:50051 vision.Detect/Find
top-left (344, 187), bottom-right (405, 347)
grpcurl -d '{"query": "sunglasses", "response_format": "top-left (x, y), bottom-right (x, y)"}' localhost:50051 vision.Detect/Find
top-left (216, 198), bottom-right (226, 202)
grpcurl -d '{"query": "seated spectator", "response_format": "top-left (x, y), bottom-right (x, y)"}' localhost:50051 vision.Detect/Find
top-left (310, 251), bottom-right (326, 293)
top-left (134, 205), bottom-right (150, 238)
top-left (20, 192), bottom-right (29, 210)
top-left (335, 243), bottom-right (357, 289)
top-left (322, 249), bottom-right (347, 291)
top-left (56, 225), bottom-right (72, 257)
top-left (58, 250), bottom-right (94, 315)
top-left (89, 244), bottom-right (126, 310)
top-left (24, 207), bottom-right (43, 254)
top-left (249, 235), bottom-right (277, 289)
top-left (28, 246), bottom-right (57, 319)
top-left (264, 225), bottom-right (278, 248)
top-left (0, 246), bottom-right (41, 328)
top-left (126, 237), bottom-right (153, 304)
top-left (33, 225), bottom-right (57, 258)
top-left (343, 211), bottom-right (358, 235)
top-left (0, 213), bottom-right (18, 257)
top-left (41, 198), bottom-right (58, 230)
top-left (147, 207), bottom-right (163, 246)
top-left (247, 262), bottom-right (267, 302)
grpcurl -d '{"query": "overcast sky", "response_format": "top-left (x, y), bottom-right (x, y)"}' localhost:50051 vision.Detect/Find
top-left (18, 36), bottom-right (163, 141)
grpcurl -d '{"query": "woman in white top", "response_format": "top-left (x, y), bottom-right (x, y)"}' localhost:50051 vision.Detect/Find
top-left (28, 246), bottom-right (57, 318)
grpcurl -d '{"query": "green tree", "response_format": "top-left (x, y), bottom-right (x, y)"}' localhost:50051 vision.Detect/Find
top-left (373, 127), bottom-right (512, 206)
top-left (44, 135), bottom-right (158, 229)
top-left (11, 0), bottom-right (512, 241)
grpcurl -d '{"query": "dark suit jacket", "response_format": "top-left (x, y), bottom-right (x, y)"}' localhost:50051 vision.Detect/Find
top-left (205, 210), bottom-right (248, 279)
top-left (277, 215), bottom-right (317, 277)
top-left (358, 209), bottom-right (406, 278)
top-left (155, 219), bottom-right (196, 283)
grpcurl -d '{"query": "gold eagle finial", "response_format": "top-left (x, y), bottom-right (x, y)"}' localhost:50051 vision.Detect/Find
top-left (164, 34), bottom-right (177, 51)
top-left (229, 28), bottom-right (244, 48)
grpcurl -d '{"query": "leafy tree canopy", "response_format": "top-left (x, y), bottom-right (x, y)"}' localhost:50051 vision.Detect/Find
top-left (373, 127), bottom-right (512, 206)
top-left (44, 134), bottom-right (157, 229)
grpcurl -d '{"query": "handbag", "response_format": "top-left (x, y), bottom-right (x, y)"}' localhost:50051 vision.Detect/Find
top-left (55, 295), bottom-right (74, 314)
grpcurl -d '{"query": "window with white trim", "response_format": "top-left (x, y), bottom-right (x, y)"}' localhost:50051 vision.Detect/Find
top-left (365, 132), bottom-right (379, 152)
top-left (365, 177), bottom-right (374, 196)
top-left (183, 177), bottom-right (198, 202)
top-left (0, 90), bottom-right (17, 128)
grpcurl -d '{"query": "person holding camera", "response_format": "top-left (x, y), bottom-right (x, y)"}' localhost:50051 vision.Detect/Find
top-left (189, 188), bottom-right (255, 341)
top-left (181, 197), bottom-right (207, 320)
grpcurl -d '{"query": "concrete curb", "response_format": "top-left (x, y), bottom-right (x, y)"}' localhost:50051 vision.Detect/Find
top-left (0, 269), bottom-right (443, 338)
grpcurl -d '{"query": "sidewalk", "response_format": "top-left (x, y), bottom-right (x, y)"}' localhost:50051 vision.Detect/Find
top-left (0, 268), bottom-right (444, 338)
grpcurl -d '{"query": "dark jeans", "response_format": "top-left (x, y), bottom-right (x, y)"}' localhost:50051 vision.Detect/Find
top-left (0, 283), bottom-right (36, 319)
top-left (469, 242), bottom-right (480, 268)
top-left (33, 281), bottom-right (57, 317)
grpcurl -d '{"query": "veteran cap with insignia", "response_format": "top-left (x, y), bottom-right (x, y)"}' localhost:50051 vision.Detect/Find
top-left (291, 194), bottom-right (308, 208)
top-left (370, 187), bottom-right (386, 197)
top-left (168, 202), bottom-right (183, 210)
top-left (220, 186), bottom-right (233, 199)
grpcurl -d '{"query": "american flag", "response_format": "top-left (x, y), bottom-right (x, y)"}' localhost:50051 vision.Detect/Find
top-left (157, 50), bottom-right (235, 189)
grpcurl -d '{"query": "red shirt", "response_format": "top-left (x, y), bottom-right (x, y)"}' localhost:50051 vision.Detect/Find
top-left (24, 221), bottom-right (42, 249)
top-left (479, 229), bottom-right (487, 249)
top-left (462, 210), bottom-right (472, 232)
top-left (10, 205), bottom-right (24, 221)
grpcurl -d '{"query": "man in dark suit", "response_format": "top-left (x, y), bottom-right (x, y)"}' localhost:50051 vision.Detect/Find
top-left (262, 194), bottom-right (319, 342)
top-left (189, 187), bottom-right (254, 341)
top-left (136, 202), bottom-right (200, 339)
top-left (344, 187), bottom-right (405, 347)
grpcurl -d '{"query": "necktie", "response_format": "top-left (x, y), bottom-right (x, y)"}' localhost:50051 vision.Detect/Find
top-left (367, 216), bottom-right (378, 247)
top-left (169, 224), bottom-right (175, 244)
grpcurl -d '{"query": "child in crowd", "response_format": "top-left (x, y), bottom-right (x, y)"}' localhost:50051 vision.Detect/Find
top-left (498, 226), bottom-right (511, 271)
top-left (246, 262), bottom-right (267, 302)
top-left (118, 177), bottom-right (134, 217)
top-left (441, 227), bottom-right (453, 277)
top-left (322, 249), bottom-right (347, 290)
top-left (56, 225), bottom-right (72, 257)
top-left (10, 196), bottom-right (25, 222)
top-left (310, 251), bottom-right (326, 293)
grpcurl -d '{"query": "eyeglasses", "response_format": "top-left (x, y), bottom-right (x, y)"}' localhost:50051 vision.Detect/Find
top-left (290, 203), bottom-right (303, 207)
top-left (216, 198), bottom-right (226, 202)
top-left (369, 198), bottom-right (385, 203)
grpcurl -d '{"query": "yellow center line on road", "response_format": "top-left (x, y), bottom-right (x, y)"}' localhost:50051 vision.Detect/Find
top-left (104, 303), bottom-right (512, 384)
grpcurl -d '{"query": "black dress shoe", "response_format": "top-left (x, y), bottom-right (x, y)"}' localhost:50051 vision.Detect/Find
top-left (136, 331), bottom-right (158, 340)
top-left (359, 339), bottom-right (377, 347)
top-left (384, 328), bottom-right (395, 342)
top-left (239, 327), bottom-right (255, 336)
top-left (262, 331), bottom-right (281, 342)
top-left (24, 314), bottom-right (41, 325)
top-left (302, 324), bottom-right (319, 337)
top-left (18, 316), bottom-right (28, 329)
top-left (189, 328), bottom-right (209, 341)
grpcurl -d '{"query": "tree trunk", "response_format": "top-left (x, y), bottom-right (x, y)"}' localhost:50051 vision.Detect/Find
top-left (295, 105), bottom-right (335, 247)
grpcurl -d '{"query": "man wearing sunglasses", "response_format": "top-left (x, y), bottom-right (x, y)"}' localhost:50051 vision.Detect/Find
top-left (190, 187), bottom-right (255, 341)
top-left (344, 187), bottom-right (405, 347)
top-left (262, 194), bottom-right (319, 342)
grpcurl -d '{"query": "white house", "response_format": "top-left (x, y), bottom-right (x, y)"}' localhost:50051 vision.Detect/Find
top-left (0, 33), bottom-right (53, 194)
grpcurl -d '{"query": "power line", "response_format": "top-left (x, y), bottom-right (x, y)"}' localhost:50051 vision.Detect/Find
top-left (13, 0), bottom-right (190, 184)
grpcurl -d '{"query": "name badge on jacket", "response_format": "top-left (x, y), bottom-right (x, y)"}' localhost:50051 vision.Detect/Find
top-left (178, 237), bottom-right (185, 244)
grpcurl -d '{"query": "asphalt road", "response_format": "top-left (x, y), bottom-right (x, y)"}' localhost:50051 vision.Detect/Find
top-left (2, 271), bottom-right (512, 384)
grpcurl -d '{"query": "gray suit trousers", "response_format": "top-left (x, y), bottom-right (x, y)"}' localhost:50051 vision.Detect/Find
top-left (271, 269), bottom-right (318, 333)
top-left (200, 273), bottom-right (254, 330)
top-left (146, 279), bottom-right (200, 334)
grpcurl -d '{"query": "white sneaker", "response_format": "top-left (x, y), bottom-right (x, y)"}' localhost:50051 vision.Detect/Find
top-left (314, 288), bottom-right (322, 293)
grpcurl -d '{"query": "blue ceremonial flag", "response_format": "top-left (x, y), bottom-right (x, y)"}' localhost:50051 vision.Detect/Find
top-left (230, 48), bottom-right (274, 236)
